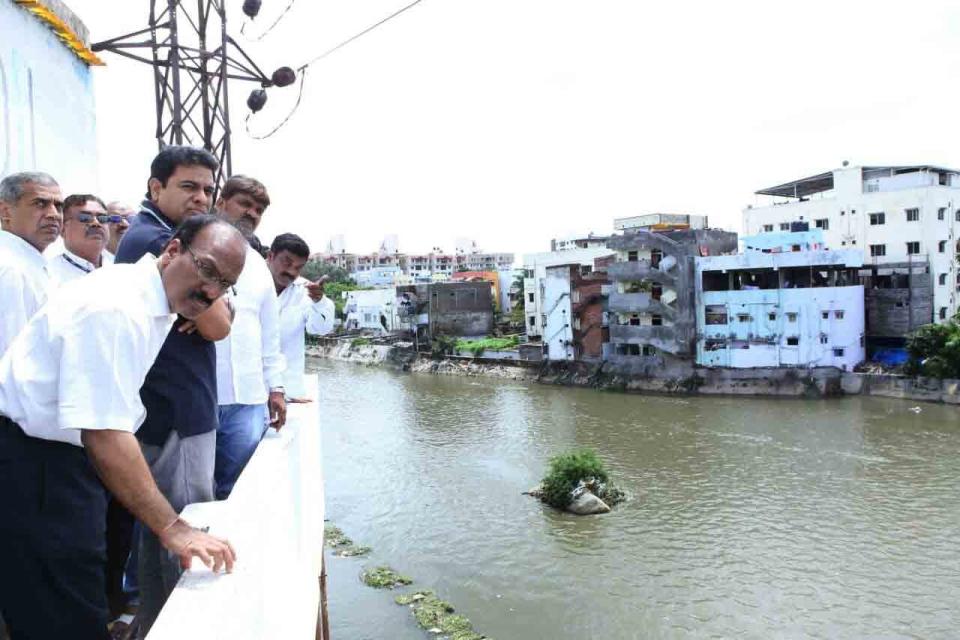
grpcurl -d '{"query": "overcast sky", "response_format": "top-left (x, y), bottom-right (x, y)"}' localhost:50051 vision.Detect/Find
top-left (68, 0), bottom-right (960, 260)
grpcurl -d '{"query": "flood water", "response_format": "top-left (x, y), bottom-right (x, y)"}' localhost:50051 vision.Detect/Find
top-left (312, 359), bottom-right (960, 639)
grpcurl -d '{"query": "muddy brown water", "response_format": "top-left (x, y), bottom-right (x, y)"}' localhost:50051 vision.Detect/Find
top-left (311, 359), bottom-right (960, 639)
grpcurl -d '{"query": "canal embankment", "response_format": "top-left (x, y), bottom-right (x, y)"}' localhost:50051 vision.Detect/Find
top-left (306, 340), bottom-right (960, 404)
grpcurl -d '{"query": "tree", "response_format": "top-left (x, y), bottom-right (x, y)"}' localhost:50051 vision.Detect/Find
top-left (905, 318), bottom-right (960, 378)
top-left (301, 260), bottom-right (351, 284)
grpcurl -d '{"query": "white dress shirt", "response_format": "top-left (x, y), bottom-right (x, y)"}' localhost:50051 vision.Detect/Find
top-left (216, 245), bottom-right (285, 406)
top-left (48, 247), bottom-right (102, 287)
top-left (277, 278), bottom-right (335, 398)
top-left (0, 255), bottom-right (176, 447)
top-left (0, 230), bottom-right (51, 356)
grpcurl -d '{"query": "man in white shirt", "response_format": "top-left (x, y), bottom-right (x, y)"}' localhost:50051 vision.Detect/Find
top-left (265, 233), bottom-right (336, 400)
top-left (0, 215), bottom-right (245, 640)
top-left (104, 201), bottom-right (135, 263)
top-left (212, 175), bottom-right (286, 499)
top-left (48, 194), bottom-right (110, 286)
top-left (0, 171), bottom-right (63, 356)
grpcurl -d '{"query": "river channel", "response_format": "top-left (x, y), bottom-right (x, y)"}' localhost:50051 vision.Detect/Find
top-left (312, 359), bottom-right (960, 639)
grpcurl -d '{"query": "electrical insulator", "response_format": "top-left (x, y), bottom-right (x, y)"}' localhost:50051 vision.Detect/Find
top-left (247, 89), bottom-right (267, 112)
top-left (271, 66), bottom-right (297, 87)
top-left (243, 0), bottom-right (262, 19)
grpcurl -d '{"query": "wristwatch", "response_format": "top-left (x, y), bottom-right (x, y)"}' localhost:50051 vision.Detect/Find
top-left (270, 386), bottom-right (285, 395)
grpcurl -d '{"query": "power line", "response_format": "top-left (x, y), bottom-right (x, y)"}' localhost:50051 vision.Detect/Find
top-left (240, 0), bottom-right (298, 42)
top-left (245, 0), bottom-right (427, 139)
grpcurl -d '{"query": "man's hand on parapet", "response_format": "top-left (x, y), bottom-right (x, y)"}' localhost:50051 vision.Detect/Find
top-left (159, 519), bottom-right (237, 572)
top-left (268, 390), bottom-right (287, 429)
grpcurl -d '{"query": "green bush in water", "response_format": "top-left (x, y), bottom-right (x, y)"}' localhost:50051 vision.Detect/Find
top-left (541, 448), bottom-right (610, 509)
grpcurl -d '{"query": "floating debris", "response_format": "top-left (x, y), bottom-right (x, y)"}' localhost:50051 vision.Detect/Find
top-left (361, 566), bottom-right (413, 589)
top-left (324, 523), bottom-right (353, 548)
top-left (395, 589), bottom-right (491, 639)
top-left (336, 544), bottom-right (372, 558)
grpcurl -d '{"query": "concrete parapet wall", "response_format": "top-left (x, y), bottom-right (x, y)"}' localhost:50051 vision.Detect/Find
top-left (846, 372), bottom-right (960, 404)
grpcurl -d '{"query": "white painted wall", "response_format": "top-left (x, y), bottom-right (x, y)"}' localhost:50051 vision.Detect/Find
top-left (344, 289), bottom-right (398, 331)
top-left (522, 246), bottom-right (611, 337)
top-left (543, 267), bottom-right (574, 360)
top-left (744, 165), bottom-right (960, 321)
top-left (0, 1), bottom-right (98, 192)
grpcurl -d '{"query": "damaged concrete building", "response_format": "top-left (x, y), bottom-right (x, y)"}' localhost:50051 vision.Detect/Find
top-left (396, 281), bottom-right (494, 339)
top-left (606, 226), bottom-right (738, 373)
top-left (542, 255), bottom-right (613, 362)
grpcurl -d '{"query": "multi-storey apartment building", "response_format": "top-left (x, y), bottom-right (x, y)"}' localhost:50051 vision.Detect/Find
top-left (743, 164), bottom-right (960, 338)
top-left (606, 228), bottom-right (738, 369)
top-left (523, 246), bottom-right (613, 338)
top-left (695, 231), bottom-right (865, 370)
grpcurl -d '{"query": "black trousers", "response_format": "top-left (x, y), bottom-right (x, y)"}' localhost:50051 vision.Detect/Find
top-left (0, 416), bottom-right (109, 640)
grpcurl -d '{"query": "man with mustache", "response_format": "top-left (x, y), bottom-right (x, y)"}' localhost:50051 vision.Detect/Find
top-left (211, 175), bottom-right (286, 499)
top-left (48, 194), bottom-right (110, 285)
top-left (113, 146), bottom-right (235, 634)
top-left (265, 233), bottom-right (336, 401)
top-left (0, 215), bottom-right (243, 640)
top-left (0, 172), bottom-right (63, 356)
top-left (104, 201), bottom-right (135, 262)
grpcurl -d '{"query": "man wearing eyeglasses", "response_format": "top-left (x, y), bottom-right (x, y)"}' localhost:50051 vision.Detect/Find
top-left (0, 215), bottom-right (243, 640)
top-left (0, 171), bottom-right (63, 356)
top-left (211, 175), bottom-right (286, 500)
top-left (113, 146), bottom-right (235, 635)
top-left (105, 201), bottom-right (136, 262)
top-left (48, 194), bottom-right (110, 286)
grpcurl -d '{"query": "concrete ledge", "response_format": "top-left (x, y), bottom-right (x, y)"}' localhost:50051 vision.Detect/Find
top-left (148, 375), bottom-right (324, 639)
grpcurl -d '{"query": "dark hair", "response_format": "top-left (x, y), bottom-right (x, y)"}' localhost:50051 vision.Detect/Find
top-left (270, 232), bottom-right (310, 259)
top-left (166, 213), bottom-right (234, 250)
top-left (147, 146), bottom-right (218, 197)
top-left (63, 193), bottom-right (107, 214)
top-left (220, 175), bottom-right (270, 208)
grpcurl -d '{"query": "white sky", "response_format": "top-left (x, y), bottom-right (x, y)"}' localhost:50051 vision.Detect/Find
top-left (68, 0), bottom-right (960, 260)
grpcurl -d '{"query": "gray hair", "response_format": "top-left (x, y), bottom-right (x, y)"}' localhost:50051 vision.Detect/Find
top-left (0, 172), bottom-right (59, 204)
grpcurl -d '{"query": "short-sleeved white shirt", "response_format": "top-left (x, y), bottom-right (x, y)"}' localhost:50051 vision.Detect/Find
top-left (0, 230), bottom-right (51, 356)
top-left (0, 255), bottom-right (176, 447)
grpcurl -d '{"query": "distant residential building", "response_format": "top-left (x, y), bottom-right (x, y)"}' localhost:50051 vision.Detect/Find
top-left (543, 257), bottom-right (612, 362)
top-left (311, 244), bottom-right (514, 285)
top-left (456, 252), bottom-right (515, 272)
top-left (344, 289), bottom-right (399, 332)
top-left (743, 164), bottom-right (960, 337)
top-left (353, 265), bottom-right (404, 288)
top-left (397, 281), bottom-right (494, 338)
top-left (523, 246), bottom-right (612, 338)
top-left (614, 213), bottom-right (709, 232)
top-left (695, 231), bottom-right (865, 370)
top-left (550, 233), bottom-right (611, 252)
top-left (607, 228), bottom-right (738, 370)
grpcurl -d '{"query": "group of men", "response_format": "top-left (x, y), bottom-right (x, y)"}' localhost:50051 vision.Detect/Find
top-left (0, 145), bottom-right (335, 640)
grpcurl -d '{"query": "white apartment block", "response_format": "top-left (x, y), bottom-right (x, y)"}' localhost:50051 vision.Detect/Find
top-left (743, 164), bottom-right (960, 325)
top-left (523, 247), bottom-right (612, 337)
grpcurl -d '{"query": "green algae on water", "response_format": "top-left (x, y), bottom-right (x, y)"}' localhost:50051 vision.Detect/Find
top-left (361, 565), bottom-right (413, 589)
top-left (395, 589), bottom-right (491, 639)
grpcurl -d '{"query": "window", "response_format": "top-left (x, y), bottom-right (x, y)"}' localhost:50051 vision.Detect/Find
top-left (821, 311), bottom-right (829, 319)
top-left (940, 307), bottom-right (948, 320)
top-left (763, 224), bottom-right (774, 233)
top-left (629, 315), bottom-right (641, 326)
top-left (940, 240), bottom-right (947, 253)
top-left (528, 292), bottom-right (535, 303)
top-left (869, 244), bottom-right (886, 257)
top-left (939, 207), bottom-right (946, 220)
top-left (651, 315), bottom-right (663, 326)
top-left (786, 336), bottom-right (799, 346)
top-left (833, 348), bottom-right (845, 357)
top-left (627, 250), bottom-right (638, 262)
top-left (906, 241), bottom-right (921, 255)
top-left (642, 345), bottom-right (657, 356)
top-left (786, 312), bottom-right (798, 322)
top-left (736, 313), bottom-right (752, 323)
top-left (815, 218), bottom-right (830, 230)
top-left (869, 212), bottom-right (885, 225)
top-left (768, 312), bottom-right (776, 321)
top-left (834, 310), bottom-right (844, 319)
top-left (820, 334), bottom-right (828, 344)
top-left (939, 273), bottom-right (948, 286)
top-left (705, 305), bottom-right (728, 325)
top-left (906, 208), bottom-right (920, 222)
top-left (779, 223), bottom-right (790, 231)
top-left (956, 209), bottom-right (960, 222)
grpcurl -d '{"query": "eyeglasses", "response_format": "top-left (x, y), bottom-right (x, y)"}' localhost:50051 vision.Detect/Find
top-left (71, 212), bottom-right (110, 225)
top-left (107, 214), bottom-right (131, 224)
top-left (184, 246), bottom-right (235, 292)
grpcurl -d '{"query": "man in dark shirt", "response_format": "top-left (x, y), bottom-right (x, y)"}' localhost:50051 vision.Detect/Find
top-left (114, 146), bottom-right (233, 635)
